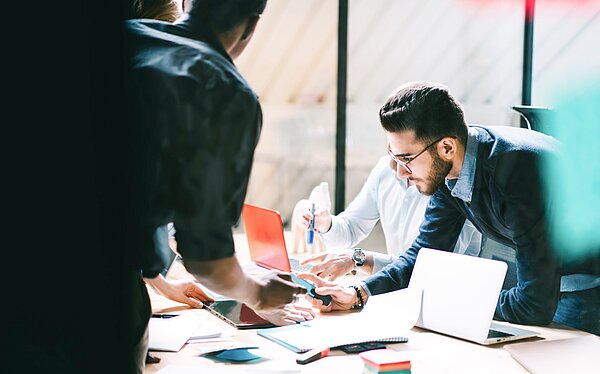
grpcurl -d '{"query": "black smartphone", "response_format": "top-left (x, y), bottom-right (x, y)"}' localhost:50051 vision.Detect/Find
top-left (291, 273), bottom-right (332, 306)
top-left (338, 342), bottom-right (386, 354)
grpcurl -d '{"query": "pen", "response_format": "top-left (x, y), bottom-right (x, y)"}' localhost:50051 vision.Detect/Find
top-left (151, 313), bottom-right (179, 318)
top-left (306, 203), bottom-right (315, 246)
top-left (296, 347), bottom-right (330, 365)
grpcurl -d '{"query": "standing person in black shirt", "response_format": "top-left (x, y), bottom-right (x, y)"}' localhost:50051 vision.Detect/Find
top-left (125, 1), bottom-right (311, 372)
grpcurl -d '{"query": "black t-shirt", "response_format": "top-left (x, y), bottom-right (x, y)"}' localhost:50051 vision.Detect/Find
top-left (125, 15), bottom-right (262, 277)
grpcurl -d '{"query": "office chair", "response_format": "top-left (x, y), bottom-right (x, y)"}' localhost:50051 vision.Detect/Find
top-left (512, 105), bottom-right (555, 135)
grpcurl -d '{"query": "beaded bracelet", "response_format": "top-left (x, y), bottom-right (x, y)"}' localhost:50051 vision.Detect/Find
top-left (350, 285), bottom-right (365, 309)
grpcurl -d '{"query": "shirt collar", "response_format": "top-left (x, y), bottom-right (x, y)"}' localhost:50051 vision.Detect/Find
top-left (173, 14), bottom-right (233, 64)
top-left (445, 126), bottom-right (479, 202)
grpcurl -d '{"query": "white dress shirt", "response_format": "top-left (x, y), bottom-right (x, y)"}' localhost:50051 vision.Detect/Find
top-left (320, 156), bottom-right (482, 272)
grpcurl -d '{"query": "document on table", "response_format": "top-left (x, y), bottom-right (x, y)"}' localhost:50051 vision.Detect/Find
top-left (149, 312), bottom-right (207, 352)
top-left (504, 335), bottom-right (600, 374)
top-left (157, 364), bottom-right (300, 374)
top-left (259, 287), bottom-right (422, 352)
top-left (187, 324), bottom-right (222, 341)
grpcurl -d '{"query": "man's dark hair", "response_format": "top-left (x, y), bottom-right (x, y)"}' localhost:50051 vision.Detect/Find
top-left (379, 81), bottom-right (468, 145)
top-left (189, 0), bottom-right (267, 32)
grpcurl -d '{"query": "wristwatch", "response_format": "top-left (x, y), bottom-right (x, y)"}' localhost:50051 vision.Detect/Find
top-left (352, 248), bottom-right (366, 268)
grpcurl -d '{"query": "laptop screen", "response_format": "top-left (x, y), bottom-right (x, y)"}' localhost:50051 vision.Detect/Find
top-left (409, 248), bottom-right (507, 343)
top-left (242, 203), bottom-right (292, 272)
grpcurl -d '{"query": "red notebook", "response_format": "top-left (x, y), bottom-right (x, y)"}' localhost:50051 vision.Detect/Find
top-left (359, 349), bottom-right (411, 371)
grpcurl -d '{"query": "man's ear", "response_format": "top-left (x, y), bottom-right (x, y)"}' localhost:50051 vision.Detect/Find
top-left (439, 136), bottom-right (458, 160)
top-left (241, 15), bottom-right (260, 41)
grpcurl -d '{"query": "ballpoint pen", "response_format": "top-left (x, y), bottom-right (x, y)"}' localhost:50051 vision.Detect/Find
top-left (306, 203), bottom-right (315, 247)
top-left (151, 313), bottom-right (179, 318)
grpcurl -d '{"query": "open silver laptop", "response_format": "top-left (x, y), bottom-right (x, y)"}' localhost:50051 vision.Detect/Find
top-left (408, 248), bottom-right (540, 345)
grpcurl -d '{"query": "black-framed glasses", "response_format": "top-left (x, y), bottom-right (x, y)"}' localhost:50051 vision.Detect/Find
top-left (388, 137), bottom-right (445, 174)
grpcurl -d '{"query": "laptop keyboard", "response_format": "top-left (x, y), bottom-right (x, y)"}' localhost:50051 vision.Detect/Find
top-left (289, 258), bottom-right (313, 273)
top-left (487, 329), bottom-right (515, 339)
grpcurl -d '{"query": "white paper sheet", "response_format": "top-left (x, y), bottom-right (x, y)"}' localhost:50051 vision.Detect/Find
top-left (157, 364), bottom-right (300, 374)
top-left (187, 324), bottom-right (223, 341)
top-left (263, 287), bottom-right (422, 351)
top-left (148, 313), bottom-right (204, 352)
top-left (504, 335), bottom-right (600, 374)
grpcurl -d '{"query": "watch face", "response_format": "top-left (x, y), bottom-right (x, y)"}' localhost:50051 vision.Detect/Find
top-left (353, 248), bottom-right (366, 266)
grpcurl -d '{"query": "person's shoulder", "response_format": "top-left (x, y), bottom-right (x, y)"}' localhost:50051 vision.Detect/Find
top-left (471, 124), bottom-right (559, 159)
top-left (473, 125), bottom-right (555, 190)
top-left (181, 43), bottom-right (256, 99)
top-left (370, 155), bottom-right (396, 179)
top-left (125, 18), bottom-right (170, 36)
top-left (369, 155), bottom-right (412, 192)
top-left (135, 29), bottom-right (257, 100)
top-left (373, 155), bottom-right (392, 171)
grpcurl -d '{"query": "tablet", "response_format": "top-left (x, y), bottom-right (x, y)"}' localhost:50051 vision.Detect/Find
top-left (204, 300), bottom-right (275, 330)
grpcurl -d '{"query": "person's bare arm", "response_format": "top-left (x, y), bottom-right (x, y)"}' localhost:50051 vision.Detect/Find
top-left (184, 256), bottom-right (305, 311)
top-left (301, 250), bottom-right (375, 280)
top-left (144, 274), bottom-right (212, 308)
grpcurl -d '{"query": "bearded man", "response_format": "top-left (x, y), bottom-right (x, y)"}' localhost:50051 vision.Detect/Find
top-left (298, 81), bottom-right (600, 336)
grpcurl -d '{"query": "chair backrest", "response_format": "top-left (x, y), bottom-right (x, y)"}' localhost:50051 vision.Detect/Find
top-left (512, 105), bottom-right (555, 134)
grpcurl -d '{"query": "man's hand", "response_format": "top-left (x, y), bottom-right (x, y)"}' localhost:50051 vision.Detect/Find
top-left (299, 250), bottom-right (355, 281)
top-left (295, 273), bottom-right (356, 312)
top-left (161, 278), bottom-right (214, 308)
top-left (145, 275), bottom-right (213, 308)
top-left (186, 257), bottom-right (306, 312)
top-left (256, 302), bottom-right (316, 326)
top-left (294, 199), bottom-right (332, 233)
top-left (249, 270), bottom-right (308, 311)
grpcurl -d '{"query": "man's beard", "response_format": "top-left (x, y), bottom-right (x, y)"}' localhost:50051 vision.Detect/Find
top-left (416, 151), bottom-right (452, 195)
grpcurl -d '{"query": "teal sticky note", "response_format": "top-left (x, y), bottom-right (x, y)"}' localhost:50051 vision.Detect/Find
top-left (213, 348), bottom-right (262, 362)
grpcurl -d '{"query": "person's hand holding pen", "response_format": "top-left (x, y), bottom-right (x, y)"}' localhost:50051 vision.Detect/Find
top-left (294, 200), bottom-right (333, 234)
top-left (306, 203), bottom-right (316, 247)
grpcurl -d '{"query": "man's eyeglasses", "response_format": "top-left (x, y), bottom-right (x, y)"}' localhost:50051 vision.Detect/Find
top-left (388, 137), bottom-right (445, 174)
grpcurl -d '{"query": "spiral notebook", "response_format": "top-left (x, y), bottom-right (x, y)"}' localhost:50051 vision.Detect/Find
top-left (258, 324), bottom-right (408, 353)
top-left (257, 288), bottom-right (421, 353)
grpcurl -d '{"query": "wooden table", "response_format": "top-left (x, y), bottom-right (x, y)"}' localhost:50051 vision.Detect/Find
top-left (144, 234), bottom-right (593, 373)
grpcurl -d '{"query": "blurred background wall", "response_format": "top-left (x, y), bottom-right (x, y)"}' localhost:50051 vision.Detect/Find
top-left (235, 0), bottom-right (600, 252)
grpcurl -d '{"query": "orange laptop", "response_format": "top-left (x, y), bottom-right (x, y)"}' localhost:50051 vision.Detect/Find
top-left (241, 203), bottom-right (311, 273)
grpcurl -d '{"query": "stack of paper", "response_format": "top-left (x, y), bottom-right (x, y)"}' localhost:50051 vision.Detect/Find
top-left (359, 349), bottom-right (411, 374)
top-left (187, 324), bottom-right (222, 341)
top-left (148, 313), bottom-right (205, 352)
top-left (157, 364), bottom-right (300, 374)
